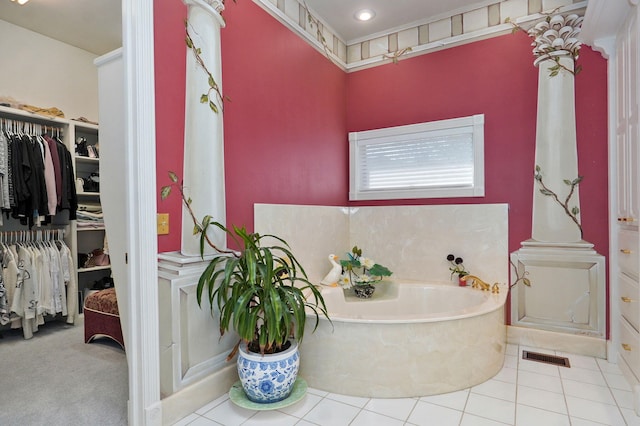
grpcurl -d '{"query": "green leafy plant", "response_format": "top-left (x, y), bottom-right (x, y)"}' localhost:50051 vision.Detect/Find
top-left (337, 246), bottom-right (392, 288)
top-left (161, 172), bottom-right (330, 357)
top-left (534, 165), bottom-right (583, 238)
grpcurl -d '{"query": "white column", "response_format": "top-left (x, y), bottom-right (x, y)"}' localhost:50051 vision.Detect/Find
top-left (182, 0), bottom-right (227, 256)
top-left (531, 53), bottom-right (581, 242)
top-left (529, 14), bottom-right (584, 243)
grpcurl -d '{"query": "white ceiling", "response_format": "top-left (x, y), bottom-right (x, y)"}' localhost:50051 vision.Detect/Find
top-left (0, 0), bottom-right (492, 55)
top-left (0, 0), bottom-right (121, 55)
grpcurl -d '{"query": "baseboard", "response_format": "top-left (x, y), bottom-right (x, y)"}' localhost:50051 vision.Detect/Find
top-left (507, 325), bottom-right (607, 358)
top-left (160, 364), bottom-right (237, 425)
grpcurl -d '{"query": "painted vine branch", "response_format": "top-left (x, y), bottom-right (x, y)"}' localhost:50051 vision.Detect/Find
top-left (534, 165), bottom-right (583, 238)
top-left (161, 171), bottom-right (238, 257)
top-left (509, 259), bottom-right (531, 288)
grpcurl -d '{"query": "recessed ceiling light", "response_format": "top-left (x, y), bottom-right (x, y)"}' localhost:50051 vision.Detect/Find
top-left (354, 9), bottom-right (375, 22)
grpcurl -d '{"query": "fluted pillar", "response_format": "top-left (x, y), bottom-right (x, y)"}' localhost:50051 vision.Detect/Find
top-left (529, 14), bottom-right (584, 243)
top-left (181, 0), bottom-right (227, 256)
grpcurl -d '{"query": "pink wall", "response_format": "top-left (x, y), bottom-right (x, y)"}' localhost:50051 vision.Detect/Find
top-left (346, 32), bottom-right (609, 261)
top-left (154, 2), bottom-right (608, 318)
top-left (155, 0), bottom-right (347, 252)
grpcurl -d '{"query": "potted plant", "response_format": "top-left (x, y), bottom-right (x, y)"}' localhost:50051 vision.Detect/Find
top-left (337, 246), bottom-right (392, 298)
top-left (162, 173), bottom-right (329, 404)
top-left (446, 253), bottom-right (469, 286)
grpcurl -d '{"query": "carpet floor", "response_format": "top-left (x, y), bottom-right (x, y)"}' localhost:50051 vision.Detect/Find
top-left (0, 315), bottom-right (128, 425)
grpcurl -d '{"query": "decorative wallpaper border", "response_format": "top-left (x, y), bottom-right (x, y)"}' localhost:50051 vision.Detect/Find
top-left (253, 0), bottom-right (587, 71)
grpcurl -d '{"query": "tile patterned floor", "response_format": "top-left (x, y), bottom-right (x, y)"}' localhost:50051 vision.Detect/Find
top-left (172, 344), bottom-right (640, 425)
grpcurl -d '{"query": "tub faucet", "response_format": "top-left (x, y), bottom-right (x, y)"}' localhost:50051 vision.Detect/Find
top-left (461, 275), bottom-right (490, 291)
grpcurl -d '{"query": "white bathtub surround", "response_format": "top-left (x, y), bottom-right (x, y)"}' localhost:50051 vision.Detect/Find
top-left (181, 0), bottom-right (227, 256)
top-left (299, 282), bottom-right (508, 397)
top-left (510, 13), bottom-right (606, 344)
top-left (254, 203), bottom-right (509, 286)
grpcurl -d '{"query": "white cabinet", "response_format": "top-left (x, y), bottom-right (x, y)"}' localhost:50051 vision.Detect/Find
top-left (616, 10), bottom-right (640, 226)
top-left (610, 2), bottom-right (640, 413)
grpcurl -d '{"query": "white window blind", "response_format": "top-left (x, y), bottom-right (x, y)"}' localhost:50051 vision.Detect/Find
top-left (349, 114), bottom-right (484, 201)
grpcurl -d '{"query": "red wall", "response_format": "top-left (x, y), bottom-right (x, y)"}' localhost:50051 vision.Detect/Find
top-left (346, 33), bottom-right (609, 260)
top-left (155, 0), bottom-right (347, 252)
top-left (154, 1), bottom-right (608, 271)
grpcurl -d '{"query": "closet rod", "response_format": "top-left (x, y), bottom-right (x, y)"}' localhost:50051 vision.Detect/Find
top-left (0, 229), bottom-right (66, 243)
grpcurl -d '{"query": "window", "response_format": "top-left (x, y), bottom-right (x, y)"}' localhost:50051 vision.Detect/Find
top-left (349, 114), bottom-right (485, 201)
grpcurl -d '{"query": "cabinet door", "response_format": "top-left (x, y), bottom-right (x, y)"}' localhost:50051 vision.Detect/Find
top-left (616, 12), bottom-right (640, 224)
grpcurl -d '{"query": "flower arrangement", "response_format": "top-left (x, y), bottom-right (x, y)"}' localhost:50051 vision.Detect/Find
top-left (338, 246), bottom-right (392, 290)
top-left (447, 254), bottom-right (469, 280)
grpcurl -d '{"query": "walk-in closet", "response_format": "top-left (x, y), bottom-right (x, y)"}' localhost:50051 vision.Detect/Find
top-left (0, 2), bottom-right (126, 424)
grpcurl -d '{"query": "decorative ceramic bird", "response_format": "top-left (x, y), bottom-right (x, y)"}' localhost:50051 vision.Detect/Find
top-left (320, 254), bottom-right (342, 287)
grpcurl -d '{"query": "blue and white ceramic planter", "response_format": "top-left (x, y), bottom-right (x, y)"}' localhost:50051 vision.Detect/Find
top-left (237, 341), bottom-right (300, 403)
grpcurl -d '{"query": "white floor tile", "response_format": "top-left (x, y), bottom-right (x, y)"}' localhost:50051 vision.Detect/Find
top-left (363, 397), bottom-right (417, 421)
top-left (418, 389), bottom-right (469, 411)
top-left (459, 413), bottom-right (511, 425)
top-left (559, 366), bottom-right (607, 386)
top-left (611, 387), bottom-right (635, 409)
top-left (465, 393), bottom-right (515, 425)
top-left (196, 394), bottom-right (229, 415)
top-left (570, 418), bottom-right (611, 426)
top-left (492, 366), bottom-right (517, 384)
top-left (307, 387), bottom-right (329, 397)
top-left (295, 421), bottom-right (320, 426)
top-left (516, 385), bottom-right (567, 414)
top-left (562, 378), bottom-right (615, 405)
top-left (325, 392), bottom-right (370, 408)
top-left (171, 413), bottom-right (200, 426)
top-left (406, 401), bottom-right (463, 426)
top-left (597, 358), bottom-right (624, 375)
top-left (604, 371), bottom-right (633, 391)
top-left (243, 410), bottom-right (299, 426)
top-left (302, 398), bottom-right (361, 426)
top-left (278, 392), bottom-right (322, 418)
top-left (515, 404), bottom-right (570, 426)
top-left (187, 416), bottom-right (224, 426)
top-left (557, 352), bottom-right (599, 371)
top-left (518, 358), bottom-right (560, 377)
top-left (517, 370), bottom-right (563, 394)
top-left (350, 409), bottom-right (404, 426)
top-left (471, 378), bottom-right (516, 402)
top-left (566, 395), bottom-right (627, 425)
top-left (201, 399), bottom-right (256, 426)
top-left (620, 407), bottom-right (640, 426)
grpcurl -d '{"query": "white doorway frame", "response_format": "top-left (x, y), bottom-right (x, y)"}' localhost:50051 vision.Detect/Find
top-left (122, 0), bottom-right (161, 424)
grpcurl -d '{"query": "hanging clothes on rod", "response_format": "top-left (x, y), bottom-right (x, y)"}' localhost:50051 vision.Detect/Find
top-left (0, 229), bottom-right (77, 339)
top-left (0, 118), bottom-right (77, 228)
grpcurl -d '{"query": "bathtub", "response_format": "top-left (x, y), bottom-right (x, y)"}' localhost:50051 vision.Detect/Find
top-left (300, 280), bottom-right (508, 398)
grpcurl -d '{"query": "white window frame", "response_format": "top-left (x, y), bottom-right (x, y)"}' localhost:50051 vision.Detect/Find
top-left (349, 114), bottom-right (485, 201)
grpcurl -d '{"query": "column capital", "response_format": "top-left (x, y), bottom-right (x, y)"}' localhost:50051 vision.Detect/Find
top-left (529, 13), bottom-right (583, 64)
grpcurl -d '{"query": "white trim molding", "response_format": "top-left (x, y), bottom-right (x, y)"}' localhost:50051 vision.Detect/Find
top-left (253, 0), bottom-right (587, 72)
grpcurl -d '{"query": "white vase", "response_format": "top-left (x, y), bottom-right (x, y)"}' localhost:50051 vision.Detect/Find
top-left (237, 341), bottom-right (300, 403)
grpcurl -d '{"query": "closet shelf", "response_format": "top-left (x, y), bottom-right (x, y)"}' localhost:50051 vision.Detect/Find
top-left (79, 265), bottom-right (111, 273)
top-left (75, 156), bottom-right (99, 163)
top-left (77, 226), bottom-right (105, 232)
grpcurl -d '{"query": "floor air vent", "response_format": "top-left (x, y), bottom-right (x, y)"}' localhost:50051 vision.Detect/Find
top-left (522, 351), bottom-right (571, 368)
